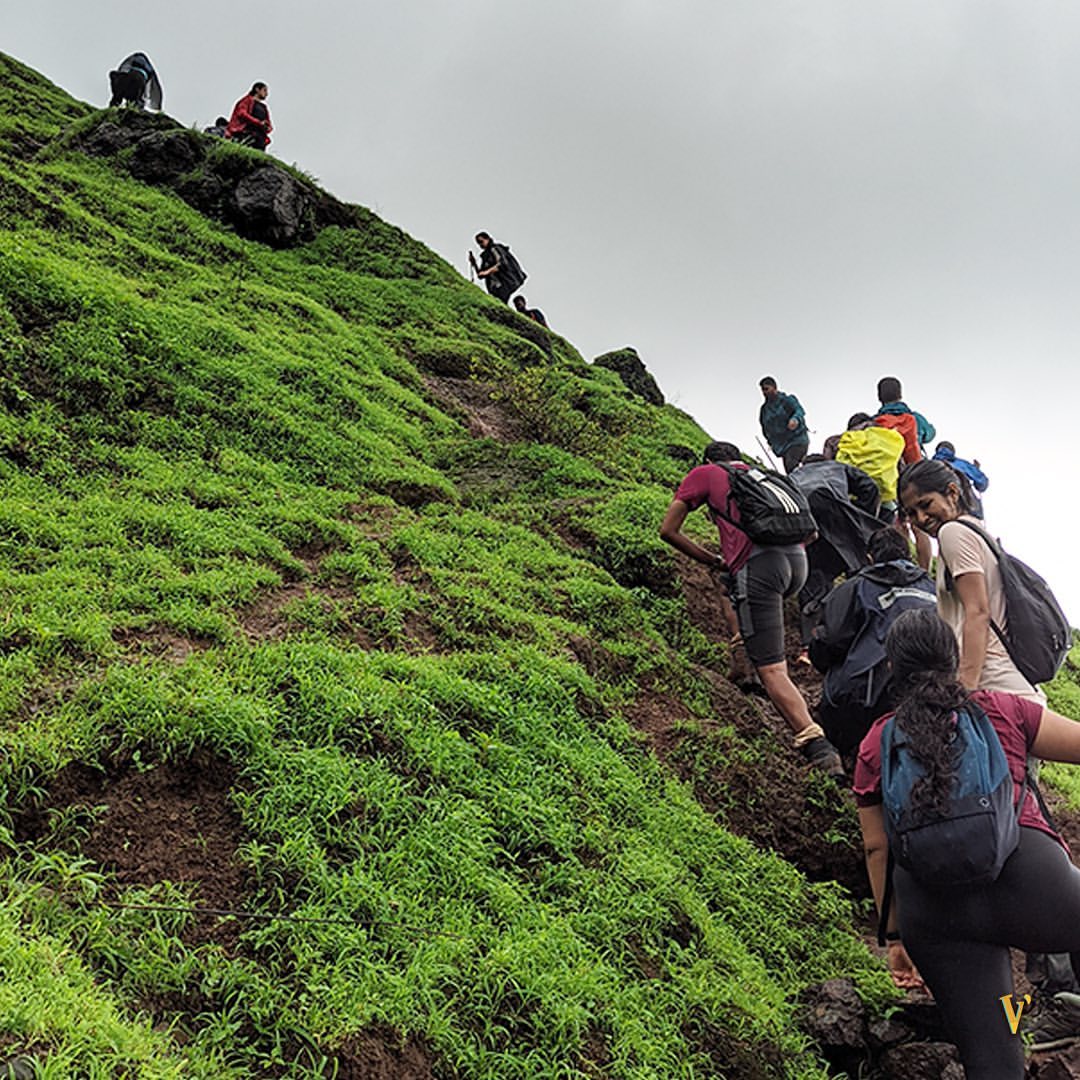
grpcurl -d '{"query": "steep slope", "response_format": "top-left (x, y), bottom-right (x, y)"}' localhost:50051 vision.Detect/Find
top-left (0, 54), bottom-right (894, 1079)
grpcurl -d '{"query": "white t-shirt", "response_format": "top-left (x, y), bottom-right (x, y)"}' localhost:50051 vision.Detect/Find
top-left (935, 516), bottom-right (1046, 703)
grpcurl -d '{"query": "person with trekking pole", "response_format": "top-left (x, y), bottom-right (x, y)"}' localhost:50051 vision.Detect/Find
top-left (468, 231), bottom-right (526, 304)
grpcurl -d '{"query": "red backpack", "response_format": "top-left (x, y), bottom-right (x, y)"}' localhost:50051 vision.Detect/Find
top-left (874, 412), bottom-right (920, 464)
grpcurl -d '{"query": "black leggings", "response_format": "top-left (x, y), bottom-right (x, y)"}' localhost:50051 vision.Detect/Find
top-left (896, 827), bottom-right (1080, 1079)
top-left (734, 545), bottom-right (807, 666)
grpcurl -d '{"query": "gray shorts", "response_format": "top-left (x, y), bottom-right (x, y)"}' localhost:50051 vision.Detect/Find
top-left (734, 545), bottom-right (807, 667)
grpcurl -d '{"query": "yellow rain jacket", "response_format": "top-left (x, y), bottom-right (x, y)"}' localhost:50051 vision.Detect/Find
top-left (836, 427), bottom-right (905, 502)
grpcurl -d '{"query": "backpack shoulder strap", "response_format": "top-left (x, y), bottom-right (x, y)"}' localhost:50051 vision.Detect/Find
top-left (702, 462), bottom-right (739, 528)
top-left (943, 520), bottom-right (1014, 658)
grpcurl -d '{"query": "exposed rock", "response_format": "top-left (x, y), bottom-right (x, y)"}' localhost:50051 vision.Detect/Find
top-left (230, 166), bottom-right (315, 247)
top-left (593, 347), bottom-right (664, 406)
top-left (70, 112), bottom-right (321, 248)
top-left (878, 1040), bottom-right (963, 1079)
top-left (128, 129), bottom-right (203, 181)
top-left (798, 979), bottom-right (868, 1050)
top-left (1033, 1049), bottom-right (1080, 1080)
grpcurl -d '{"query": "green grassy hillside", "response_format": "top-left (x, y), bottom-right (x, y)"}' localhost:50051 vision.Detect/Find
top-left (0, 54), bottom-right (897, 1079)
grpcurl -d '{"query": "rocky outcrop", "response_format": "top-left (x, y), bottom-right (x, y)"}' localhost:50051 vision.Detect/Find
top-left (69, 110), bottom-right (341, 248)
top-left (592, 347), bottom-right (664, 406)
top-left (798, 978), bottom-right (967, 1079)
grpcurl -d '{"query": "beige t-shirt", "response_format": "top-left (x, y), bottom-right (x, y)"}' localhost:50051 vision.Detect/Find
top-left (936, 517), bottom-right (1046, 703)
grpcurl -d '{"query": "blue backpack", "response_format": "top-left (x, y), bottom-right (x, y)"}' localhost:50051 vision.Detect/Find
top-left (877, 701), bottom-right (1021, 942)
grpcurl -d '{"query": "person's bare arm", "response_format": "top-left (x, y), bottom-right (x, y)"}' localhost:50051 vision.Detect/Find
top-left (1032, 709), bottom-right (1080, 763)
top-left (659, 499), bottom-right (723, 567)
top-left (859, 804), bottom-right (924, 990)
top-left (953, 570), bottom-right (991, 690)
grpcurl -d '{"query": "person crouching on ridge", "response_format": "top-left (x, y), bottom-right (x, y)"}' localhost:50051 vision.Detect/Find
top-left (108, 52), bottom-right (163, 111)
top-left (226, 82), bottom-right (273, 150)
top-left (659, 440), bottom-right (844, 778)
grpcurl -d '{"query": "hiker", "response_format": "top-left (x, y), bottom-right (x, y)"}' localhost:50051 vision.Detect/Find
top-left (204, 116), bottom-right (229, 138)
top-left (758, 377), bottom-right (809, 473)
top-left (512, 295), bottom-right (548, 327)
top-left (832, 413), bottom-right (906, 523)
top-left (469, 232), bottom-right (526, 303)
top-left (899, 459), bottom-right (1044, 702)
top-left (660, 441), bottom-right (844, 777)
top-left (873, 377), bottom-right (935, 466)
top-left (107, 52), bottom-right (163, 111)
top-left (933, 441), bottom-right (989, 518)
top-left (808, 527), bottom-right (935, 754)
top-left (789, 455), bottom-right (882, 657)
top-left (225, 83), bottom-right (273, 150)
top-left (855, 607), bottom-right (1080, 1078)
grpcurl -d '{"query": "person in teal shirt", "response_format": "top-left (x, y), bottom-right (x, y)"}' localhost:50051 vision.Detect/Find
top-left (758, 377), bottom-right (809, 473)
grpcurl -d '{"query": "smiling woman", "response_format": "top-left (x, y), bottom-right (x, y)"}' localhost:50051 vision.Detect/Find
top-left (899, 460), bottom-right (1044, 702)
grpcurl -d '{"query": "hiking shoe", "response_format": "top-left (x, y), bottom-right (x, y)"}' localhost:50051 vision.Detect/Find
top-left (799, 737), bottom-right (845, 780)
top-left (1025, 992), bottom-right (1080, 1050)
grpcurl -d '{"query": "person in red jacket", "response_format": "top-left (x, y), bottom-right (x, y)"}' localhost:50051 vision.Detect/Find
top-left (225, 82), bottom-right (273, 150)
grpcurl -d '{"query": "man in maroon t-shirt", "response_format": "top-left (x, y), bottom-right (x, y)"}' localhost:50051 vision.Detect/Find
top-left (659, 441), bottom-right (843, 777)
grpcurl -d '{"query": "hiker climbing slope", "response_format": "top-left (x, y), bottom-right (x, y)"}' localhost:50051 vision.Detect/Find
top-left (108, 52), bottom-right (162, 110)
top-left (789, 454), bottom-right (881, 655)
top-left (513, 295), bottom-right (548, 327)
top-left (470, 232), bottom-right (526, 304)
top-left (660, 441), bottom-right (844, 778)
top-left (933, 441), bottom-right (989, 518)
top-left (809, 527), bottom-right (935, 754)
top-left (758, 377), bottom-right (809, 473)
top-left (855, 607), bottom-right (1080, 1080)
top-left (832, 413), bottom-right (906, 523)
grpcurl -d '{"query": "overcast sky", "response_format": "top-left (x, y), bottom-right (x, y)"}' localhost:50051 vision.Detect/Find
top-left (8, 1), bottom-right (1080, 619)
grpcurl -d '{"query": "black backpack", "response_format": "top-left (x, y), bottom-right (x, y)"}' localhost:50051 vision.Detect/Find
top-left (495, 244), bottom-right (527, 292)
top-left (818, 567), bottom-right (936, 753)
top-left (944, 519), bottom-right (1072, 686)
top-left (709, 464), bottom-right (817, 546)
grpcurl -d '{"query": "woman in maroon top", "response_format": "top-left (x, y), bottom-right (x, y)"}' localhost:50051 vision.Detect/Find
top-left (856, 608), bottom-right (1080, 1078)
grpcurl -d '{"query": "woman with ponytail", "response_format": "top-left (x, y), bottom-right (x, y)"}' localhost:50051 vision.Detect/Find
top-left (900, 459), bottom-right (1044, 702)
top-left (855, 608), bottom-right (1080, 1078)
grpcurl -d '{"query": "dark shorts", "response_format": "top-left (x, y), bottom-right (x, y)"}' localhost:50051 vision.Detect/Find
top-left (734, 545), bottom-right (807, 666)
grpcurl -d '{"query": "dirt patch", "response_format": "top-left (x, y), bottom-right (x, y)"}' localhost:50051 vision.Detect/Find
top-left (112, 625), bottom-right (211, 664)
top-left (325, 1026), bottom-right (437, 1080)
top-left (15, 749), bottom-right (248, 950)
top-left (345, 501), bottom-right (400, 540)
top-left (678, 560), bottom-right (736, 647)
top-left (687, 1014), bottom-right (789, 1080)
top-left (577, 1028), bottom-right (612, 1077)
top-left (423, 374), bottom-right (529, 443)
top-left (623, 690), bottom-right (701, 759)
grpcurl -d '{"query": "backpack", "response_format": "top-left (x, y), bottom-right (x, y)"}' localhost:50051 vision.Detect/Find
top-left (877, 701), bottom-right (1020, 943)
top-left (819, 569), bottom-right (936, 752)
top-left (874, 412), bottom-right (920, 464)
top-left (944, 520), bottom-right (1072, 686)
top-left (495, 244), bottom-right (527, 292)
top-left (709, 464), bottom-right (817, 546)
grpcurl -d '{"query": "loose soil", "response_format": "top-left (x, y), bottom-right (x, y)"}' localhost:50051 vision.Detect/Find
top-left (14, 749), bottom-right (247, 951)
top-left (324, 1027), bottom-right (437, 1080)
top-left (112, 624), bottom-right (211, 663)
top-left (422, 374), bottom-right (528, 443)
